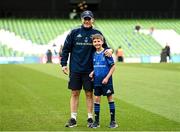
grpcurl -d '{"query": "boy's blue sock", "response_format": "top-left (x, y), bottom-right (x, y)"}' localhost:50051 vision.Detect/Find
top-left (109, 101), bottom-right (115, 121)
top-left (94, 103), bottom-right (100, 123)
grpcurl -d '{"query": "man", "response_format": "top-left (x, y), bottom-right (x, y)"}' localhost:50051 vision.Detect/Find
top-left (60, 10), bottom-right (112, 128)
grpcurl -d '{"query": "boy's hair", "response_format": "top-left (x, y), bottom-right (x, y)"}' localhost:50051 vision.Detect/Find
top-left (92, 34), bottom-right (104, 41)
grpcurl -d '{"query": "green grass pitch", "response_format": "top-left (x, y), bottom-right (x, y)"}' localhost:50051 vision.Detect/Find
top-left (0, 63), bottom-right (180, 131)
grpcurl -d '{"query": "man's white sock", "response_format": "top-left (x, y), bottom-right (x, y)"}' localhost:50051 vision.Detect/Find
top-left (71, 112), bottom-right (77, 120)
top-left (88, 113), bottom-right (93, 119)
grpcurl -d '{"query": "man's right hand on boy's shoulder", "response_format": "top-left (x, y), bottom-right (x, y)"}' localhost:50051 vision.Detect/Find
top-left (104, 49), bottom-right (113, 57)
top-left (62, 66), bottom-right (68, 75)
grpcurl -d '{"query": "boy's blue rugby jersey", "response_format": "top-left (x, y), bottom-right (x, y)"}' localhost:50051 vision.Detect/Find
top-left (93, 50), bottom-right (114, 86)
top-left (61, 25), bottom-right (108, 73)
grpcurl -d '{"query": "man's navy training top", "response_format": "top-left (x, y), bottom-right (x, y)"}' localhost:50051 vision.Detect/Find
top-left (61, 25), bottom-right (108, 73)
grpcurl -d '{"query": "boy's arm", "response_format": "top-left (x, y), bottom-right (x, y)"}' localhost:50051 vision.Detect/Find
top-left (89, 71), bottom-right (94, 78)
top-left (102, 64), bottom-right (115, 84)
top-left (89, 71), bottom-right (94, 81)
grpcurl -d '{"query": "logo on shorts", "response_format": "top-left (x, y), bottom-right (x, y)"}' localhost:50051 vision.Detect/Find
top-left (106, 89), bottom-right (112, 94)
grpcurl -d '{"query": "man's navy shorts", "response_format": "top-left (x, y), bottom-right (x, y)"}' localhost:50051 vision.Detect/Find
top-left (68, 72), bottom-right (93, 91)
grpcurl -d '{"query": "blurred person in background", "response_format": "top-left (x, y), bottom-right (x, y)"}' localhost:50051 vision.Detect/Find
top-left (165, 44), bottom-right (171, 61)
top-left (116, 46), bottom-right (124, 62)
top-left (46, 49), bottom-right (52, 63)
top-left (160, 44), bottom-right (171, 63)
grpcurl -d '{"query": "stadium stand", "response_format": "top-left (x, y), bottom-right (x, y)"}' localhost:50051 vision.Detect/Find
top-left (0, 19), bottom-right (180, 58)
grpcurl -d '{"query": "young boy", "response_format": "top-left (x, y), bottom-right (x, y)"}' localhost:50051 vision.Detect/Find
top-left (89, 34), bottom-right (118, 128)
